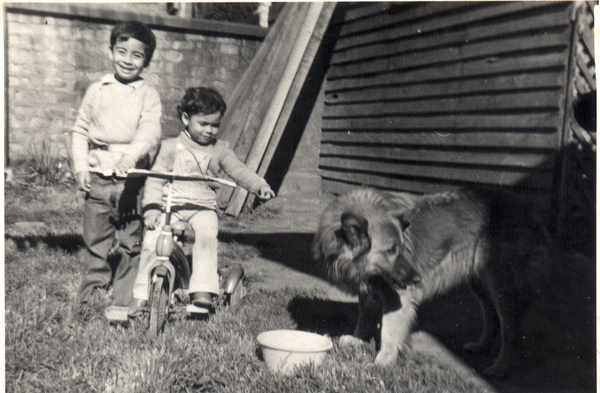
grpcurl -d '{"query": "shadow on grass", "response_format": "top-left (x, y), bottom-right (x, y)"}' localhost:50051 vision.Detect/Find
top-left (287, 296), bottom-right (357, 338)
top-left (219, 231), bottom-right (595, 393)
top-left (285, 287), bottom-right (491, 367)
top-left (218, 232), bottom-right (328, 280)
top-left (5, 233), bottom-right (84, 253)
top-left (219, 232), bottom-right (497, 371)
top-left (8, 229), bottom-right (593, 392)
top-left (285, 282), bottom-right (595, 393)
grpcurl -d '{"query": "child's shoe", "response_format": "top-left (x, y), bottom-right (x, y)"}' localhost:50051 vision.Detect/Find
top-left (127, 298), bottom-right (148, 318)
top-left (190, 292), bottom-right (214, 309)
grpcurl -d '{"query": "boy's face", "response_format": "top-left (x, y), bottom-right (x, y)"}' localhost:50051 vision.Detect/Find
top-left (182, 112), bottom-right (222, 145)
top-left (109, 37), bottom-right (147, 83)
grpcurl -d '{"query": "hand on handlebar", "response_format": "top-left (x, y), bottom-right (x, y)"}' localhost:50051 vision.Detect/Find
top-left (144, 210), bottom-right (162, 230)
top-left (115, 154), bottom-right (136, 176)
top-left (257, 185), bottom-right (275, 200)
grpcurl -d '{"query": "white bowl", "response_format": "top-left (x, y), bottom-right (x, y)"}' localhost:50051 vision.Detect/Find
top-left (257, 330), bottom-right (333, 374)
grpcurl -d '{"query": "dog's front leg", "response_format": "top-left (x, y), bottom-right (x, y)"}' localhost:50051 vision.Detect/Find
top-left (340, 291), bottom-right (382, 348)
top-left (354, 290), bottom-right (382, 341)
top-left (375, 290), bottom-right (416, 366)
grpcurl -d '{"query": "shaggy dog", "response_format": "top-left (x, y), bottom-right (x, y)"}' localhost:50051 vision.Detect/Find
top-left (313, 187), bottom-right (546, 377)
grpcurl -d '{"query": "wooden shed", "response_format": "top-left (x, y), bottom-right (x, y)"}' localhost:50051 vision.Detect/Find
top-left (222, 1), bottom-right (595, 253)
top-left (322, 2), bottom-right (582, 195)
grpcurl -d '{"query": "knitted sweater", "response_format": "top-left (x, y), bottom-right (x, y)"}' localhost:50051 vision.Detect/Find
top-left (71, 74), bottom-right (162, 174)
top-left (143, 131), bottom-right (268, 212)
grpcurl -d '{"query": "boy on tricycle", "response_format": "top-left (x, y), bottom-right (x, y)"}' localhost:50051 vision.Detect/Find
top-left (129, 87), bottom-right (275, 318)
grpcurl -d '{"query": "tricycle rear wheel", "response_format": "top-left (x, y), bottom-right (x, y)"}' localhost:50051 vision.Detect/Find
top-left (224, 265), bottom-right (246, 309)
top-left (228, 281), bottom-right (246, 309)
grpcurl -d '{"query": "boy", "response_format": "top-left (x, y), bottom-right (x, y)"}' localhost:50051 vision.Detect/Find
top-left (71, 21), bottom-right (162, 308)
top-left (129, 87), bottom-right (274, 315)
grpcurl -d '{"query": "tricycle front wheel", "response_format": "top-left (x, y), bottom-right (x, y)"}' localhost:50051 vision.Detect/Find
top-left (148, 275), bottom-right (169, 336)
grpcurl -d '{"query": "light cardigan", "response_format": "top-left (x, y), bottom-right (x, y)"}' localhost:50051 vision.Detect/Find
top-left (142, 131), bottom-right (269, 212)
top-left (71, 74), bottom-right (162, 174)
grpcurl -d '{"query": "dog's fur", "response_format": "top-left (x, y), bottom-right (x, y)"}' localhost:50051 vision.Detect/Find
top-left (313, 187), bottom-right (546, 377)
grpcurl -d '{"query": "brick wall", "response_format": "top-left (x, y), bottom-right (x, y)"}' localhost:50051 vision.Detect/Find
top-left (5, 4), bottom-right (264, 163)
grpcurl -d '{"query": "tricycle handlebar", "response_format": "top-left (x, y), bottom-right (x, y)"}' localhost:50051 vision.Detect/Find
top-left (89, 168), bottom-right (237, 188)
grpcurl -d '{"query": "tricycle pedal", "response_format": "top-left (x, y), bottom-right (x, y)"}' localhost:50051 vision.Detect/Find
top-left (186, 304), bottom-right (210, 314)
top-left (104, 306), bottom-right (129, 321)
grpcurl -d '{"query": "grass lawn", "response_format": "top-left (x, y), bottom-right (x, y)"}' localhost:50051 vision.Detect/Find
top-left (4, 180), bottom-right (595, 392)
top-left (5, 182), bottom-right (492, 393)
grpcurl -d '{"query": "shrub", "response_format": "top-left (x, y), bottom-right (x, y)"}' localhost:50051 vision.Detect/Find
top-left (24, 138), bottom-right (73, 186)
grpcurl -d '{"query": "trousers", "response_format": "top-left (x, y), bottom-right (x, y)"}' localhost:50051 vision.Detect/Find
top-left (77, 173), bottom-right (144, 306)
top-left (133, 208), bottom-right (219, 301)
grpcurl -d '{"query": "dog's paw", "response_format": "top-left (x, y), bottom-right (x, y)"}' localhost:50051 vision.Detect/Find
top-left (338, 335), bottom-right (365, 348)
top-left (374, 347), bottom-right (398, 366)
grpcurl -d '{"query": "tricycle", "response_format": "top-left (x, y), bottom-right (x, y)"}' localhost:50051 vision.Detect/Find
top-left (101, 168), bottom-right (245, 335)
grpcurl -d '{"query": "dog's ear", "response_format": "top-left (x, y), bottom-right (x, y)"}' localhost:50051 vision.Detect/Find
top-left (341, 212), bottom-right (370, 253)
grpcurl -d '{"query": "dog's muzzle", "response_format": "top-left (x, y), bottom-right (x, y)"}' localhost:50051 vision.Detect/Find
top-left (363, 263), bottom-right (421, 292)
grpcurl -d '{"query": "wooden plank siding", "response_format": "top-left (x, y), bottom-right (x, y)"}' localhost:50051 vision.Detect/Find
top-left (320, 1), bottom-right (574, 203)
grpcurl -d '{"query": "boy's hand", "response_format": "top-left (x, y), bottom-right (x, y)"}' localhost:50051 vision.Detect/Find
top-left (144, 210), bottom-right (162, 230)
top-left (257, 185), bottom-right (275, 200)
top-left (76, 171), bottom-right (91, 192)
top-left (115, 154), bottom-right (136, 175)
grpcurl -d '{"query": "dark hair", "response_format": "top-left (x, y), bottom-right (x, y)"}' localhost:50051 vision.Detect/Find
top-left (177, 87), bottom-right (227, 118)
top-left (110, 21), bottom-right (156, 67)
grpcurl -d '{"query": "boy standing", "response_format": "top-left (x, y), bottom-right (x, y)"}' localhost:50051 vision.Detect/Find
top-left (71, 21), bottom-right (162, 308)
top-left (129, 87), bottom-right (274, 315)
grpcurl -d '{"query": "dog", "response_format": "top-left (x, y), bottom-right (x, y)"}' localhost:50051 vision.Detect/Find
top-left (313, 187), bottom-right (547, 377)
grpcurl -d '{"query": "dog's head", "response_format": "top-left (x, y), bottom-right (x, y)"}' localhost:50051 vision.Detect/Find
top-left (344, 211), bottom-right (421, 290)
top-left (314, 202), bottom-right (421, 294)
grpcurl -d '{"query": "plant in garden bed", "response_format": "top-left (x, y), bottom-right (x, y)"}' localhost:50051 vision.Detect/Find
top-left (19, 137), bottom-right (74, 186)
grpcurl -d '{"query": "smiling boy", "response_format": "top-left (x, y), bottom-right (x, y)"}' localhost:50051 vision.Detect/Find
top-left (71, 21), bottom-right (162, 310)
